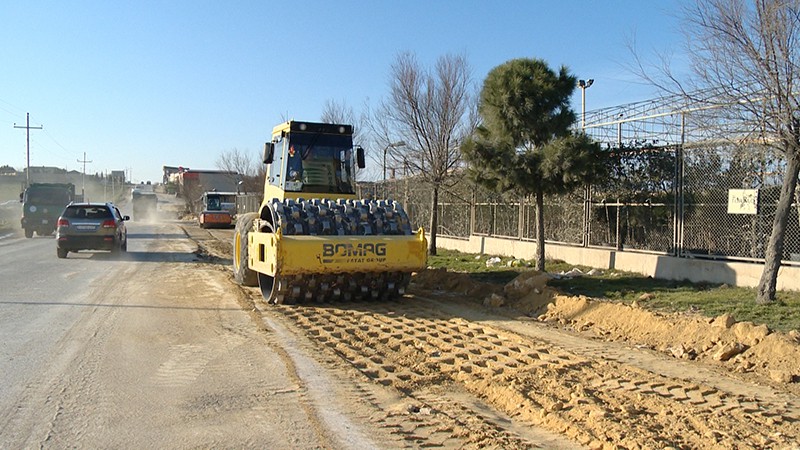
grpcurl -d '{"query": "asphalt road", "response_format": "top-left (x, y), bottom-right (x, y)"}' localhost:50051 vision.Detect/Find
top-left (0, 217), bottom-right (379, 449)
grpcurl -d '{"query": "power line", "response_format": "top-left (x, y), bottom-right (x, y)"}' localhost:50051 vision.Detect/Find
top-left (0, 97), bottom-right (25, 119)
top-left (13, 112), bottom-right (43, 187)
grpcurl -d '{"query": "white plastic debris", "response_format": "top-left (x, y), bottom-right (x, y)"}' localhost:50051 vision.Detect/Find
top-left (560, 268), bottom-right (585, 278)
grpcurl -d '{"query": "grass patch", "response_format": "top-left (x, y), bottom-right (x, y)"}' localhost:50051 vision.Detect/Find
top-left (426, 249), bottom-right (525, 284)
top-left (428, 249), bottom-right (800, 333)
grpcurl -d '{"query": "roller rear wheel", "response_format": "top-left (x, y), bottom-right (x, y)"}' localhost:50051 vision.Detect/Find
top-left (233, 213), bottom-right (259, 286)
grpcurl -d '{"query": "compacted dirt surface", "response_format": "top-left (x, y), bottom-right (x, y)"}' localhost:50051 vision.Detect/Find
top-left (184, 222), bottom-right (800, 450)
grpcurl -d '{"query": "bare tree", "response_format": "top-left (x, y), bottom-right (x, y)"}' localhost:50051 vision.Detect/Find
top-left (685, 0), bottom-right (800, 304)
top-left (378, 52), bottom-right (476, 255)
top-left (216, 148), bottom-right (262, 194)
top-left (321, 98), bottom-right (368, 180)
top-left (364, 99), bottom-right (404, 180)
top-left (634, 0), bottom-right (800, 303)
top-left (321, 99), bottom-right (356, 125)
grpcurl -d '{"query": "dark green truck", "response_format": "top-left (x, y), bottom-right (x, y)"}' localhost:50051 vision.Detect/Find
top-left (20, 183), bottom-right (76, 238)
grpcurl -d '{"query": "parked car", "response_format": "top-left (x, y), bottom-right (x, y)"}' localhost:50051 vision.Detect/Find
top-left (55, 203), bottom-right (129, 258)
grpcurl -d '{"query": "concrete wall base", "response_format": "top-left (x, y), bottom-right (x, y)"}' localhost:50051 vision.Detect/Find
top-left (436, 235), bottom-right (800, 291)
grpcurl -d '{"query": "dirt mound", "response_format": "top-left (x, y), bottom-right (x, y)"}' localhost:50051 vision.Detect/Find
top-left (539, 296), bottom-right (800, 384)
top-left (411, 268), bottom-right (500, 299)
top-left (412, 269), bottom-right (556, 315)
top-left (412, 268), bottom-right (800, 387)
top-left (493, 270), bottom-right (557, 315)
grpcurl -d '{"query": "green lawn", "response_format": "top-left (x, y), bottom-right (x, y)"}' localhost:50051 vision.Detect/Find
top-left (428, 249), bottom-right (800, 333)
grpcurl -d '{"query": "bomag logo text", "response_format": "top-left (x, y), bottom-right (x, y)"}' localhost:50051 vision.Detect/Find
top-left (322, 243), bottom-right (387, 257)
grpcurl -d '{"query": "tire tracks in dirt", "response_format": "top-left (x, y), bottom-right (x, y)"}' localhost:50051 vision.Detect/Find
top-left (196, 225), bottom-right (800, 448)
top-left (263, 296), bottom-right (800, 449)
top-left (252, 296), bottom-right (569, 449)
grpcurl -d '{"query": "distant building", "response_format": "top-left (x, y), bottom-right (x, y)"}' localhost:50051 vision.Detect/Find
top-left (162, 165), bottom-right (183, 184)
top-left (27, 166), bottom-right (66, 175)
top-left (22, 166), bottom-right (69, 184)
top-left (175, 169), bottom-right (241, 198)
top-left (110, 170), bottom-right (126, 183)
top-left (0, 165), bottom-right (17, 176)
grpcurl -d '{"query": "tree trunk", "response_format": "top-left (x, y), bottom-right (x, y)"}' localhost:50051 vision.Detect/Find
top-left (756, 149), bottom-right (800, 304)
top-left (428, 185), bottom-right (439, 256)
top-left (796, 183), bottom-right (800, 235)
top-left (535, 190), bottom-right (545, 271)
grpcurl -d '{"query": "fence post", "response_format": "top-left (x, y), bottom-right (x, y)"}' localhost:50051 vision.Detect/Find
top-left (674, 113), bottom-right (686, 257)
top-left (518, 196), bottom-right (524, 240)
top-left (470, 189), bottom-right (475, 236)
top-left (616, 198), bottom-right (622, 250)
top-left (673, 145), bottom-right (684, 257)
top-left (583, 184), bottom-right (591, 247)
top-left (404, 177), bottom-right (409, 212)
top-left (490, 200), bottom-right (496, 236)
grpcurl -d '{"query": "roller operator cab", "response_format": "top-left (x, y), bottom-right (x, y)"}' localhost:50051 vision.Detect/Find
top-left (232, 121), bottom-right (427, 304)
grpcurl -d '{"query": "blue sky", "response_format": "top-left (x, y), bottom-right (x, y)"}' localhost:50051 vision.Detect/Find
top-left (0, 1), bottom-right (684, 183)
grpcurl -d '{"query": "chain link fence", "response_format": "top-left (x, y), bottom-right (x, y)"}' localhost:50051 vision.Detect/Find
top-left (360, 101), bottom-right (799, 265)
top-left (682, 144), bottom-right (800, 261)
top-left (588, 145), bottom-right (677, 253)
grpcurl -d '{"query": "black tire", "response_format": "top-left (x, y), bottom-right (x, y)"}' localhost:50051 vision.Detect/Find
top-left (111, 239), bottom-right (121, 255)
top-left (57, 247), bottom-right (68, 258)
top-left (233, 212), bottom-right (258, 287)
top-left (24, 228), bottom-right (33, 239)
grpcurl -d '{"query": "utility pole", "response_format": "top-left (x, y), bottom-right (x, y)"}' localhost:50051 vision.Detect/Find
top-left (13, 113), bottom-right (43, 188)
top-left (77, 152), bottom-right (92, 201)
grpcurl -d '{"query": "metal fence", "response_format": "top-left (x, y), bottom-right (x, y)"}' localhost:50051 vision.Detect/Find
top-left (366, 96), bottom-right (800, 265)
top-left (236, 194), bottom-right (261, 216)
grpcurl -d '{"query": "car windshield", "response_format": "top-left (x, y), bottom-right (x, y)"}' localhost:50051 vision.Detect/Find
top-left (64, 206), bottom-right (112, 220)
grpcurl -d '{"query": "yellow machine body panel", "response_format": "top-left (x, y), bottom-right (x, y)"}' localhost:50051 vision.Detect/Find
top-left (249, 228), bottom-right (427, 277)
top-left (262, 186), bottom-right (357, 204)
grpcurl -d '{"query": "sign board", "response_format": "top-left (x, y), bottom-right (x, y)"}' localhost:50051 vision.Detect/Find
top-left (727, 189), bottom-right (758, 215)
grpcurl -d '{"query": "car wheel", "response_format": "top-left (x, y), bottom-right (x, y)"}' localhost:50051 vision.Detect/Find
top-left (57, 247), bottom-right (68, 258)
top-left (24, 228), bottom-right (33, 238)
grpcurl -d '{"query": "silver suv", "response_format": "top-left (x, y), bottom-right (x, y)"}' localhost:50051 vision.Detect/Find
top-left (56, 203), bottom-right (129, 258)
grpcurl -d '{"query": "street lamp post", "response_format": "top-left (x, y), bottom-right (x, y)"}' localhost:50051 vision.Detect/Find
top-left (578, 79), bottom-right (593, 129)
top-left (577, 79), bottom-right (594, 249)
top-left (383, 141), bottom-right (406, 183)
